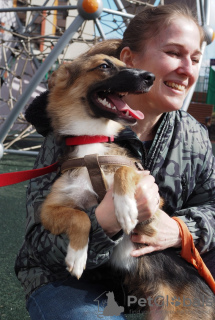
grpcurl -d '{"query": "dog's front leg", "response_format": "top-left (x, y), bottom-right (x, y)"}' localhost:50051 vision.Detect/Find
top-left (113, 166), bottom-right (141, 234)
top-left (41, 198), bottom-right (91, 279)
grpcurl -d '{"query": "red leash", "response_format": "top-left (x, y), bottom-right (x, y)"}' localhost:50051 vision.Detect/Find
top-left (0, 135), bottom-right (115, 187)
top-left (0, 162), bottom-right (59, 187)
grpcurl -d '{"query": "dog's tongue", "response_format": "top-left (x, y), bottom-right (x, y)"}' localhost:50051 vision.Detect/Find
top-left (108, 94), bottom-right (144, 120)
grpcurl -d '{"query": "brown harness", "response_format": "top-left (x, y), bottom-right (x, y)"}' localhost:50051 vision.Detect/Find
top-left (61, 154), bottom-right (143, 202)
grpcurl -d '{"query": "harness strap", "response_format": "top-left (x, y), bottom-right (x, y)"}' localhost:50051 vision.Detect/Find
top-left (84, 154), bottom-right (107, 202)
top-left (0, 154), bottom-right (143, 191)
top-left (61, 154), bottom-right (143, 203)
top-left (61, 155), bottom-right (143, 173)
top-left (173, 217), bottom-right (215, 294)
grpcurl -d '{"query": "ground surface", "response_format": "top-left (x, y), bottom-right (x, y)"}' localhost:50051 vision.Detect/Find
top-left (0, 152), bottom-right (33, 320)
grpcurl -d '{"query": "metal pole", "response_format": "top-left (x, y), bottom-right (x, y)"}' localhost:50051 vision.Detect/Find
top-left (25, 0), bottom-right (51, 33)
top-left (204, 0), bottom-right (210, 25)
top-left (182, 0), bottom-right (211, 111)
top-left (4, 149), bottom-right (39, 156)
top-left (102, 8), bottom-right (134, 19)
top-left (0, 5), bottom-right (77, 13)
top-left (199, 0), bottom-right (205, 25)
top-left (114, 0), bottom-right (127, 13)
top-left (0, 14), bottom-right (84, 144)
top-left (114, 0), bottom-right (131, 26)
top-left (181, 41), bottom-right (207, 111)
top-left (95, 18), bottom-right (106, 40)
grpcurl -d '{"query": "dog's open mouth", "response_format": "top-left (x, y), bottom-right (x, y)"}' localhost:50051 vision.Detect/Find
top-left (91, 91), bottom-right (144, 124)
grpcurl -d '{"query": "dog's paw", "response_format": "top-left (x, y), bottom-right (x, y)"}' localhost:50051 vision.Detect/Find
top-left (65, 243), bottom-right (88, 279)
top-left (113, 193), bottom-right (138, 234)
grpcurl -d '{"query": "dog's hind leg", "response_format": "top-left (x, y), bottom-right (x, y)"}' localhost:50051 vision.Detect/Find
top-left (40, 198), bottom-right (91, 279)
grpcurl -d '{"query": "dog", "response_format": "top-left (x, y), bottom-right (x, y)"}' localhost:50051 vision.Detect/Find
top-left (40, 49), bottom-right (215, 319)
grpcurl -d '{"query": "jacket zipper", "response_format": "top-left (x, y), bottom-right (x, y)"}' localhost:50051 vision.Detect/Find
top-left (142, 144), bottom-right (149, 169)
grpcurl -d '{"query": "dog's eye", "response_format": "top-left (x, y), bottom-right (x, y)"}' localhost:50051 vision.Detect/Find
top-left (99, 63), bottom-right (110, 69)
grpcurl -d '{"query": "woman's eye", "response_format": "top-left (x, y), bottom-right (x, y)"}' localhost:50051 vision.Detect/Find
top-left (192, 58), bottom-right (200, 64)
top-left (167, 51), bottom-right (180, 57)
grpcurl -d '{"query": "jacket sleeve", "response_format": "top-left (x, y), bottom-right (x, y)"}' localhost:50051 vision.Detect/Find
top-left (174, 129), bottom-right (215, 254)
top-left (25, 132), bottom-right (119, 272)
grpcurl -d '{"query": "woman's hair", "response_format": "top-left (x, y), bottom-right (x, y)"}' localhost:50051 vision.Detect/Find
top-left (83, 4), bottom-right (204, 60)
top-left (116, 3), bottom-right (205, 56)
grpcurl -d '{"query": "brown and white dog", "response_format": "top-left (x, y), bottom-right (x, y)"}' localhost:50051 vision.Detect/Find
top-left (40, 48), bottom-right (215, 319)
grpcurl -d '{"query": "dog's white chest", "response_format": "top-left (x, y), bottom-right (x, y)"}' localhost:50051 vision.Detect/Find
top-left (60, 167), bottom-right (114, 209)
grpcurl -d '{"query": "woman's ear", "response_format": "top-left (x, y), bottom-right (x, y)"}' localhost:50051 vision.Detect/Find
top-left (120, 47), bottom-right (135, 67)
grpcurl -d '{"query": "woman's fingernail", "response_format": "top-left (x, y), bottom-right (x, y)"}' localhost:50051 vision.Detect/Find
top-left (131, 251), bottom-right (138, 257)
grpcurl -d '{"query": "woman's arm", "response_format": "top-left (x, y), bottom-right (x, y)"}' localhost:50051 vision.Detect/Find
top-left (130, 128), bottom-right (215, 256)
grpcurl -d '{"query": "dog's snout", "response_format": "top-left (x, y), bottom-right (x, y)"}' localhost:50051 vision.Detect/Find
top-left (142, 72), bottom-right (155, 85)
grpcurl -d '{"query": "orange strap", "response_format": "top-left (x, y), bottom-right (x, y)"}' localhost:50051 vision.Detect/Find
top-left (172, 217), bottom-right (215, 294)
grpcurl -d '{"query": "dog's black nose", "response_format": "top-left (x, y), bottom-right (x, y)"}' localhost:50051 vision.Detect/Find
top-left (143, 72), bottom-right (155, 85)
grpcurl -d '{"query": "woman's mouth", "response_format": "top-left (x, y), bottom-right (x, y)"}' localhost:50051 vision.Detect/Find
top-left (164, 81), bottom-right (186, 92)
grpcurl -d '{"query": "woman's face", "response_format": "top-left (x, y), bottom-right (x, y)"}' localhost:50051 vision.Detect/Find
top-left (121, 17), bottom-right (202, 115)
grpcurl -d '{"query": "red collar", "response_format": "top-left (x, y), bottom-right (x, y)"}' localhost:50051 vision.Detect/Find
top-left (65, 135), bottom-right (115, 146)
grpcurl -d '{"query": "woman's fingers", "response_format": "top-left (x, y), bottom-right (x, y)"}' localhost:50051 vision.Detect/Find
top-left (130, 210), bottom-right (182, 256)
top-left (135, 173), bottom-right (160, 221)
top-left (131, 245), bottom-right (156, 257)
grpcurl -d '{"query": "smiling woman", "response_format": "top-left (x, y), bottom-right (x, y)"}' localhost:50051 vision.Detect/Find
top-left (119, 10), bottom-right (204, 141)
top-left (15, 3), bottom-right (215, 320)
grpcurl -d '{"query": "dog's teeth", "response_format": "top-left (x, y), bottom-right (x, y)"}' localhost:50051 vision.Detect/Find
top-left (98, 97), bottom-right (112, 109)
top-left (125, 110), bottom-right (129, 116)
top-left (101, 98), bottom-right (107, 105)
top-left (97, 96), bottom-right (117, 111)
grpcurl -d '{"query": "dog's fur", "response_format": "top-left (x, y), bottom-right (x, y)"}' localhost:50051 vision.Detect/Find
top-left (40, 44), bottom-right (215, 319)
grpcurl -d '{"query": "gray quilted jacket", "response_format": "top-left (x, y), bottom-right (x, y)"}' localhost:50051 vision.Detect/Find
top-left (15, 110), bottom-right (215, 301)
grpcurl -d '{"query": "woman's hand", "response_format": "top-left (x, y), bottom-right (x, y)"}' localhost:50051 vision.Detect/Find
top-left (135, 170), bottom-right (160, 222)
top-left (95, 169), bottom-right (181, 255)
top-left (95, 188), bottom-right (121, 237)
top-left (95, 170), bottom-right (160, 238)
top-left (131, 210), bottom-right (182, 257)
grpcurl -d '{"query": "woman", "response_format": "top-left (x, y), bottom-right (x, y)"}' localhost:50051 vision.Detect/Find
top-left (15, 4), bottom-right (215, 319)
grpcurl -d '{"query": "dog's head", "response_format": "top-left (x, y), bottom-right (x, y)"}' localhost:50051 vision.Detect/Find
top-left (47, 54), bottom-right (155, 137)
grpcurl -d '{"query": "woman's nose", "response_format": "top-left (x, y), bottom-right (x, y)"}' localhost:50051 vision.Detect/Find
top-left (177, 57), bottom-right (194, 78)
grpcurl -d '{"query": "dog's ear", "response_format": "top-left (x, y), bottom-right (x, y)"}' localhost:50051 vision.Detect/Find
top-left (48, 70), bottom-right (57, 90)
top-left (48, 62), bottom-right (81, 90)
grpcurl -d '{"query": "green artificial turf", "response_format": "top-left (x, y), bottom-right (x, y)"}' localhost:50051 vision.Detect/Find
top-left (0, 153), bottom-right (34, 320)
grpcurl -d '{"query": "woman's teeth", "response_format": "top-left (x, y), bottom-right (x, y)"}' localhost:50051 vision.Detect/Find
top-left (165, 81), bottom-right (185, 91)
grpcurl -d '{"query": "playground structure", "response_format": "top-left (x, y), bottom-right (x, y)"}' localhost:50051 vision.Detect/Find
top-left (0, 0), bottom-right (214, 158)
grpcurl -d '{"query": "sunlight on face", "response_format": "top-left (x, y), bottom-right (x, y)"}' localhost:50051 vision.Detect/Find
top-left (126, 17), bottom-right (202, 115)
